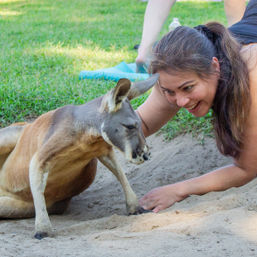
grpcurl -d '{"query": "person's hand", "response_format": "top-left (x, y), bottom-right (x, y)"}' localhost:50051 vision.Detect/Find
top-left (139, 183), bottom-right (188, 213)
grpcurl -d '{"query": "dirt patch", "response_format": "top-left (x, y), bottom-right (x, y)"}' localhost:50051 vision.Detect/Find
top-left (1, 134), bottom-right (257, 257)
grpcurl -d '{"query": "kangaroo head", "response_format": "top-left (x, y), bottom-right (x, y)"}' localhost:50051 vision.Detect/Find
top-left (100, 74), bottom-right (159, 164)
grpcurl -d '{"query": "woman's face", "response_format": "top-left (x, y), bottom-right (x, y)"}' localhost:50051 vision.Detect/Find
top-left (158, 61), bottom-right (220, 117)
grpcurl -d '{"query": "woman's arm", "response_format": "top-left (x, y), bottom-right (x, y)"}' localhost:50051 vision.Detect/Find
top-left (137, 84), bottom-right (179, 137)
top-left (182, 164), bottom-right (256, 195)
top-left (140, 164), bottom-right (257, 213)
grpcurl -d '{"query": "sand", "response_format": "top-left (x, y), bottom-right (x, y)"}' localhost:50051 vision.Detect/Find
top-left (1, 133), bottom-right (257, 257)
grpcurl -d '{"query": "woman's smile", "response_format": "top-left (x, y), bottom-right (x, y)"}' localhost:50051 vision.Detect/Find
top-left (186, 101), bottom-right (201, 113)
top-left (158, 68), bottom-right (219, 117)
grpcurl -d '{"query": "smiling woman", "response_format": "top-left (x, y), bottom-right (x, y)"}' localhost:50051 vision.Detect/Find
top-left (156, 69), bottom-right (219, 118)
top-left (137, 0), bottom-right (257, 213)
top-left (139, 23), bottom-right (250, 158)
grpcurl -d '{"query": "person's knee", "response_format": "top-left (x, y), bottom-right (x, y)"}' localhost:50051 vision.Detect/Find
top-left (224, 0), bottom-right (246, 26)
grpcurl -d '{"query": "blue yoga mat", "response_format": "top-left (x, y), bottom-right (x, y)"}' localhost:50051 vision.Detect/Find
top-left (79, 62), bottom-right (149, 82)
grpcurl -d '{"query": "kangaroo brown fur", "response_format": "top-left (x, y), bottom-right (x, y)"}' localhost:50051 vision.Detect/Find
top-left (0, 74), bottom-right (159, 239)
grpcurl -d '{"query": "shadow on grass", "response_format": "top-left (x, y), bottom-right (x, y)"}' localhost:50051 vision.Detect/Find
top-left (0, 0), bottom-right (225, 127)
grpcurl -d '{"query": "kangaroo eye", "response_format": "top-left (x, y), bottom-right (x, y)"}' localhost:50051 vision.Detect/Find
top-left (126, 125), bottom-right (135, 130)
top-left (122, 124), bottom-right (136, 130)
top-left (122, 122), bottom-right (138, 130)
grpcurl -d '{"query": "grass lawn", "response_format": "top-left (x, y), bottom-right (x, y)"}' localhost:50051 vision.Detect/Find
top-left (0, 0), bottom-right (227, 137)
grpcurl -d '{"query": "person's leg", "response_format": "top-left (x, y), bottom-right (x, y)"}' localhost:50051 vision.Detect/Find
top-left (228, 0), bottom-right (257, 45)
top-left (224, 0), bottom-right (246, 26)
top-left (136, 0), bottom-right (176, 69)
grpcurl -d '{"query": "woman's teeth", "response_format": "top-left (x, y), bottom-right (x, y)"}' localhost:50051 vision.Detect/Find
top-left (187, 103), bottom-right (198, 110)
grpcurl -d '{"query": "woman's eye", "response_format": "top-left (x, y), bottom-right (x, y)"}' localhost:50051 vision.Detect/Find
top-left (184, 85), bottom-right (194, 91)
top-left (163, 89), bottom-right (175, 96)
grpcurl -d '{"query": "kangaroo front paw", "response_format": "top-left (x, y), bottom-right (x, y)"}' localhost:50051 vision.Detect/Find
top-left (34, 220), bottom-right (53, 240)
top-left (34, 231), bottom-right (49, 240)
top-left (34, 227), bottom-right (54, 240)
top-left (128, 206), bottom-right (152, 215)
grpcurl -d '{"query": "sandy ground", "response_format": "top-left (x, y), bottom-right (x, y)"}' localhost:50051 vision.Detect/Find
top-left (1, 133), bottom-right (257, 257)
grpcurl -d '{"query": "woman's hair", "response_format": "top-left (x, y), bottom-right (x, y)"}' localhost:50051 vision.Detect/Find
top-left (150, 22), bottom-right (250, 158)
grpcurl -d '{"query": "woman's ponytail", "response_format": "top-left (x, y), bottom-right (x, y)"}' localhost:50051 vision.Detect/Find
top-left (205, 22), bottom-right (250, 158)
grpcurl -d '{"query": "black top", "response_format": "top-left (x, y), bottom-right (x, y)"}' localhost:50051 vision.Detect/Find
top-left (229, 0), bottom-right (257, 45)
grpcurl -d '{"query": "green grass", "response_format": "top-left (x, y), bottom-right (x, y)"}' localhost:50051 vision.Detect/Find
top-left (159, 109), bottom-right (214, 141)
top-left (0, 0), bottom-right (226, 138)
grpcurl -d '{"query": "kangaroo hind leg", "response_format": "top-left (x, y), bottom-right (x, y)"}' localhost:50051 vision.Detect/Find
top-left (47, 198), bottom-right (71, 215)
top-left (0, 195), bottom-right (34, 219)
top-left (0, 123), bottom-right (27, 155)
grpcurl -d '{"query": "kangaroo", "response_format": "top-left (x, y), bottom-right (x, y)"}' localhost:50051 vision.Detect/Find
top-left (0, 74), bottom-right (159, 239)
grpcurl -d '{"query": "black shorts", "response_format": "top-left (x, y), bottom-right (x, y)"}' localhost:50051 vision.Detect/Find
top-left (229, 0), bottom-right (257, 45)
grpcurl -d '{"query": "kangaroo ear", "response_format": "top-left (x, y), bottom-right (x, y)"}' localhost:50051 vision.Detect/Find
top-left (101, 78), bottom-right (131, 113)
top-left (127, 73), bottom-right (159, 100)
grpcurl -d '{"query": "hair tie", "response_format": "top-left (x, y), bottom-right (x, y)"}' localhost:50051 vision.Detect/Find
top-left (194, 25), bottom-right (216, 43)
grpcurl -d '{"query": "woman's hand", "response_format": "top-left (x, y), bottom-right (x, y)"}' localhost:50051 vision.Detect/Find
top-left (139, 183), bottom-right (188, 213)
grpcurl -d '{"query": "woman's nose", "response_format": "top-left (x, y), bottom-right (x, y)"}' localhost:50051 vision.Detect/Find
top-left (176, 95), bottom-right (190, 107)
